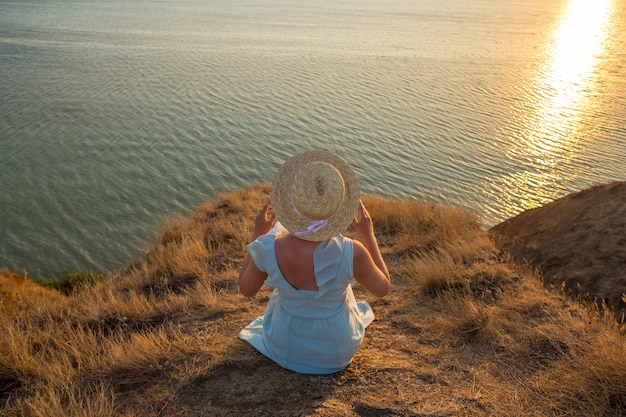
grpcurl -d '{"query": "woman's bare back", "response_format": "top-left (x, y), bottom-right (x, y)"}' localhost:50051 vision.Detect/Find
top-left (274, 234), bottom-right (321, 291)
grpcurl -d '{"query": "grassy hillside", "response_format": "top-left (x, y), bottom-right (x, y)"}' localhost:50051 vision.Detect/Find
top-left (1, 183), bottom-right (625, 417)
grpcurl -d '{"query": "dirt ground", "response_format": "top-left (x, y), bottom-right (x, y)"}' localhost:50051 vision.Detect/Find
top-left (164, 283), bottom-right (497, 417)
top-left (489, 181), bottom-right (626, 320)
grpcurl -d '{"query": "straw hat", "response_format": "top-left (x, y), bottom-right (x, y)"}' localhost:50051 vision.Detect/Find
top-left (271, 150), bottom-right (360, 241)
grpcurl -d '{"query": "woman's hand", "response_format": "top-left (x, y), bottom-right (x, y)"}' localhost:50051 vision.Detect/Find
top-left (238, 201), bottom-right (274, 298)
top-left (251, 200), bottom-right (276, 241)
top-left (352, 200), bottom-right (375, 239)
top-left (351, 200), bottom-right (391, 297)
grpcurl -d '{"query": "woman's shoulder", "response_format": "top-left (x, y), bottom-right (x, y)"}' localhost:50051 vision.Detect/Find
top-left (316, 235), bottom-right (353, 254)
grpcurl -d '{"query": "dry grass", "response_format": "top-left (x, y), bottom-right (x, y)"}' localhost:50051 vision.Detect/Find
top-left (1, 183), bottom-right (625, 416)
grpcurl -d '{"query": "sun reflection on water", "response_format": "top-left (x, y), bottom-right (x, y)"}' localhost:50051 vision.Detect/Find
top-left (494, 0), bottom-right (614, 220)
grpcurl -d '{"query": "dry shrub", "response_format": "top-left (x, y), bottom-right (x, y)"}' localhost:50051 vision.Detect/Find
top-left (362, 195), bottom-right (496, 300)
top-left (425, 258), bottom-right (626, 416)
top-left (526, 310), bottom-right (626, 417)
top-left (134, 183), bottom-right (271, 292)
top-left (20, 380), bottom-right (116, 417)
top-left (0, 311), bottom-right (79, 384)
top-left (362, 195), bottom-right (483, 255)
top-left (419, 261), bottom-right (520, 302)
top-left (397, 250), bottom-right (458, 290)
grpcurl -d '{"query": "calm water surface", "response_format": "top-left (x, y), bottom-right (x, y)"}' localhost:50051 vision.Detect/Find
top-left (1, 0), bottom-right (625, 277)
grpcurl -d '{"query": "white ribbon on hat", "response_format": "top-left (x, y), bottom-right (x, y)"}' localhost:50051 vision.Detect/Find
top-left (293, 220), bottom-right (328, 236)
top-left (291, 205), bottom-right (329, 237)
top-left (290, 193), bottom-right (330, 237)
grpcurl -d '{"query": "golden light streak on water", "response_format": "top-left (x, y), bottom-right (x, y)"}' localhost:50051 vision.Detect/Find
top-left (496, 0), bottom-right (614, 219)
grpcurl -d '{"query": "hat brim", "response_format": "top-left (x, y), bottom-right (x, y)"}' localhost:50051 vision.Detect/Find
top-left (271, 151), bottom-right (360, 241)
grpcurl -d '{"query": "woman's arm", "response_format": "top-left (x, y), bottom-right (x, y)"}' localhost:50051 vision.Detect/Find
top-left (238, 201), bottom-right (276, 297)
top-left (352, 200), bottom-right (390, 297)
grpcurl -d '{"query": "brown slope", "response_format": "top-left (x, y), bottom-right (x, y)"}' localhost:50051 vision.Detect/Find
top-left (489, 181), bottom-right (626, 319)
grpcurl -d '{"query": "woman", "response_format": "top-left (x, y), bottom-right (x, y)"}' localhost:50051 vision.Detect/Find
top-left (238, 150), bottom-right (390, 374)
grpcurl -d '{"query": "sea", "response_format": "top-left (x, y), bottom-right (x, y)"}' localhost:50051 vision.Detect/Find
top-left (1, 0), bottom-right (625, 278)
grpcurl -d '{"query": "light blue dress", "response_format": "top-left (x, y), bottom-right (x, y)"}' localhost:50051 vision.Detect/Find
top-left (238, 223), bottom-right (375, 375)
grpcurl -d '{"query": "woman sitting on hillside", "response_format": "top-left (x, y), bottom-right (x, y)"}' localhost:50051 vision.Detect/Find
top-left (238, 150), bottom-right (390, 375)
